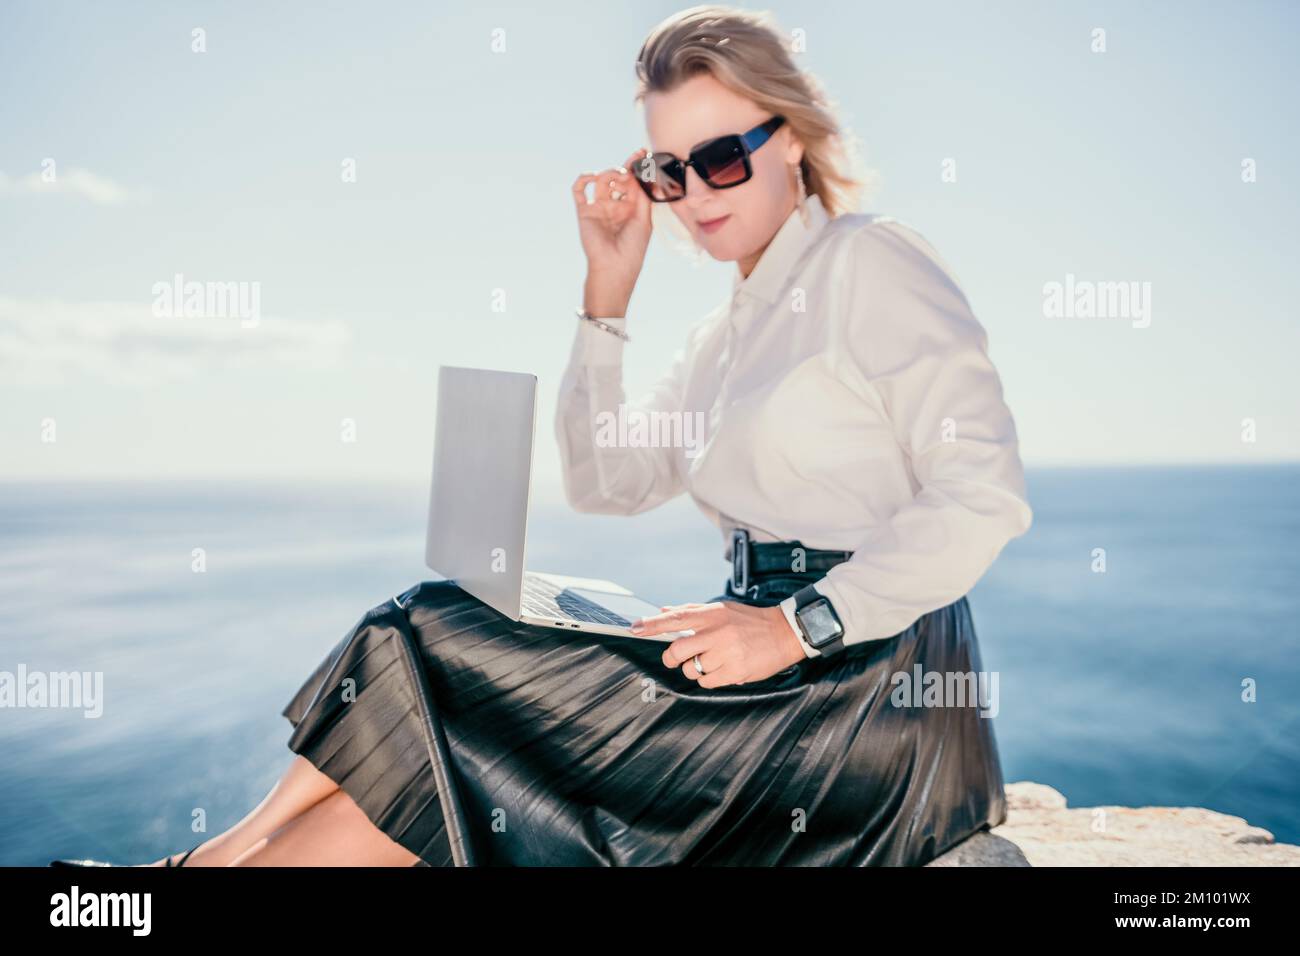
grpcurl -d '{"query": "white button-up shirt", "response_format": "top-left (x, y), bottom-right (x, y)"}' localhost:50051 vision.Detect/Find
top-left (555, 191), bottom-right (1033, 658)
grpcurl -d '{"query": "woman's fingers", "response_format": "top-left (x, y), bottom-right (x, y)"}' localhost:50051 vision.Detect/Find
top-left (670, 642), bottom-right (742, 687)
top-left (571, 171), bottom-right (606, 211)
top-left (660, 628), bottom-right (712, 665)
top-left (571, 154), bottom-right (652, 285)
top-left (572, 157), bottom-right (640, 206)
top-left (684, 645), bottom-right (731, 681)
top-left (633, 603), bottom-right (720, 637)
top-left (656, 608), bottom-right (730, 673)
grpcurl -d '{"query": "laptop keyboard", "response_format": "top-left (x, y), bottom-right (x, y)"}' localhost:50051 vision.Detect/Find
top-left (521, 575), bottom-right (632, 627)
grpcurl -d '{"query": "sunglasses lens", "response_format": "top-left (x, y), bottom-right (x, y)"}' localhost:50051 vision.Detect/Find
top-left (637, 154), bottom-right (684, 202)
top-left (697, 138), bottom-right (749, 187)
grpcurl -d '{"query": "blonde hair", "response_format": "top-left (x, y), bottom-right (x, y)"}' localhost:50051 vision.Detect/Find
top-left (633, 4), bottom-right (874, 231)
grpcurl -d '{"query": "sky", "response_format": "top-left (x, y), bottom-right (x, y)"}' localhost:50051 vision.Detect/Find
top-left (2, 0), bottom-right (1298, 489)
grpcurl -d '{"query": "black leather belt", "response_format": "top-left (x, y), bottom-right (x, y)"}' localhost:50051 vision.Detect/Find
top-left (729, 528), bottom-right (853, 596)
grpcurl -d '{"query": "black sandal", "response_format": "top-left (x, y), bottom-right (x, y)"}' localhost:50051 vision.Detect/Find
top-left (50, 843), bottom-right (200, 868)
top-left (165, 844), bottom-right (200, 867)
top-left (49, 856), bottom-right (118, 867)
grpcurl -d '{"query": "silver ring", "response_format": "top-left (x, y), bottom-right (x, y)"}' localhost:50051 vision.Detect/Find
top-left (693, 654), bottom-right (703, 675)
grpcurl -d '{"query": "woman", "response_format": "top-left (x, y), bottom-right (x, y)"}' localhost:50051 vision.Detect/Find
top-left (52, 4), bottom-right (1032, 868)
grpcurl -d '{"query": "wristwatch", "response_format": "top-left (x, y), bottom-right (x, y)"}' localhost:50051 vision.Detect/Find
top-left (792, 583), bottom-right (846, 657)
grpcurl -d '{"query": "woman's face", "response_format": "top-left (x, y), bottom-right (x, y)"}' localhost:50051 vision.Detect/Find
top-left (643, 71), bottom-right (803, 274)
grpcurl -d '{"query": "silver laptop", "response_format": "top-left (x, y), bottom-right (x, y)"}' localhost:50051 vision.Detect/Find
top-left (425, 365), bottom-right (691, 641)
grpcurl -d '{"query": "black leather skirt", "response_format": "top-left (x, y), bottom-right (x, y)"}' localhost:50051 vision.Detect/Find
top-left (280, 569), bottom-right (1007, 866)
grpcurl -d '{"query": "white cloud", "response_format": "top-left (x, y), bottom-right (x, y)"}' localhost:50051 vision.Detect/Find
top-left (0, 167), bottom-right (142, 204)
top-left (0, 297), bottom-right (352, 387)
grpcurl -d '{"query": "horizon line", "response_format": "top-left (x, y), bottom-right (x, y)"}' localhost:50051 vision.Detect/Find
top-left (2, 459), bottom-right (1299, 485)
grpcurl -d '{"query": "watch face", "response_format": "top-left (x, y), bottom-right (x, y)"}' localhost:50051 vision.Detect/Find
top-left (798, 598), bottom-right (844, 646)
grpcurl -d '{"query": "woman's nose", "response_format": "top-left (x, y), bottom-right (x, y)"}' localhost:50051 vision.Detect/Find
top-left (682, 164), bottom-right (710, 201)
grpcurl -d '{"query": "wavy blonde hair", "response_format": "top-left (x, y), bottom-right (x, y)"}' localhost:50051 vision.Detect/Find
top-left (633, 3), bottom-right (874, 232)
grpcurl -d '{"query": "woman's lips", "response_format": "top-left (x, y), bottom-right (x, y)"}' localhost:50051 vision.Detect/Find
top-left (698, 214), bottom-right (730, 235)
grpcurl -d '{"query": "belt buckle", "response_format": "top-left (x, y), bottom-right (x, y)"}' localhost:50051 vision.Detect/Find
top-left (730, 528), bottom-right (750, 595)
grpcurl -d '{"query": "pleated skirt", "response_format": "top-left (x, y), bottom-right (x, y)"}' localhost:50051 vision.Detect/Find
top-left (280, 572), bottom-right (1008, 866)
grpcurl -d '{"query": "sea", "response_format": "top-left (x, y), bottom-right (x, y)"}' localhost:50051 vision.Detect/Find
top-left (1, 464), bottom-right (1297, 865)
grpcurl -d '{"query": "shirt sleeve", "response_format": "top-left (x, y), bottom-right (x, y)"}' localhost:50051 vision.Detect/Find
top-left (780, 599), bottom-right (820, 658)
top-left (779, 220), bottom-right (1034, 652)
top-left (554, 311), bottom-right (705, 516)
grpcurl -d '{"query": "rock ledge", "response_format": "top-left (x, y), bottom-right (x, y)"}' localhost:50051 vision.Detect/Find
top-left (924, 781), bottom-right (1300, 866)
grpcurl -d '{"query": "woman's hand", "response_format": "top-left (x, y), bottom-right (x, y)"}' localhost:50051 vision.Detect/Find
top-left (571, 147), bottom-right (653, 317)
top-left (630, 601), bottom-right (808, 689)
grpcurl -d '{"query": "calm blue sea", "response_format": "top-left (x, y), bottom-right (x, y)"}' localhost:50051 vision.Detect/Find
top-left (1, 465), bottom-right (1297, 865)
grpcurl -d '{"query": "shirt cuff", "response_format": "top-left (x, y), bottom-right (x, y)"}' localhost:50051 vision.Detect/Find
top-left (779, 595), bottom-right (821, 658)
top-left (577, 314), bottom-right (628, 365)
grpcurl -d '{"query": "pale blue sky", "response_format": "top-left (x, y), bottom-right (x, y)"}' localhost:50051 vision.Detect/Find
top-left (2, 0), bottom-right (1298, 491)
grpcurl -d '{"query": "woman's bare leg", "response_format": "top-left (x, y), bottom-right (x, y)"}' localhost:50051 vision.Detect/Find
top-left (226, 788), bottom-right (422, 866)
top-left (142, 755), bottom-right (340, 867)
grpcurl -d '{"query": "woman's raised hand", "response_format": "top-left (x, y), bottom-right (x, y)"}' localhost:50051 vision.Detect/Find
top-left (571, 147), bottom-right (654, 318)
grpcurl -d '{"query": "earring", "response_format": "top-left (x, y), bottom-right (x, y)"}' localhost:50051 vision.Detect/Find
top-left (794, 163), bottom-right (810, 226)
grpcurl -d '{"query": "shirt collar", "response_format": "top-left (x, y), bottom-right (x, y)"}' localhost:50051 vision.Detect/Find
top-left (730, 192), bottom-right (831, 309)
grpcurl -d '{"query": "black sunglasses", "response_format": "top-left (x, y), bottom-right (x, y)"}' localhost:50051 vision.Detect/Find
top-left (634, 115), bottom-right (785, 202)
